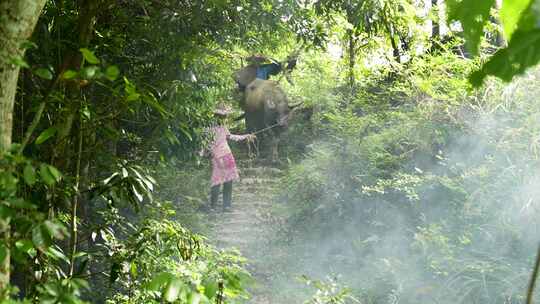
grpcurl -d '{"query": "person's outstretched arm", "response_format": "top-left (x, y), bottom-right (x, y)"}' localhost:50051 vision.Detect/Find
top-left (228, 133), bottom-right (255, 142)
top-left (226, 128), bottom-right (255, 142)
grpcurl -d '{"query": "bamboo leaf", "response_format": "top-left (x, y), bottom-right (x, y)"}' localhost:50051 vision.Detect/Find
top-left (46, 165), bottom-right (62, 183)
top-left (46, 246), bottom-right (70, 264)
top-left (143, 93), bottom-right (170, 117)
top-left (35, 127), bottom-right (57, 145)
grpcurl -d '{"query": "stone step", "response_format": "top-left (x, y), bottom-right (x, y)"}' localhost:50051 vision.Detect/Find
top-left (233, 193), bottom-right (274, 200)
top-left (214, 218), bottom-right (260, 227)
top-left (212, 236), bottom-right (253, 245)
top-left (215, 228), bottom-right (264, 238)
top-left (208, 163), bottom-right (286, 303)
top-left (238, 177), bottom-right (280, 185)
top-left (236, 158), bottom-right (284, 168)
top-left (236, 187), bottom-right (278, 194)
top-left (233, 194), bottom-right (275, 202)
top-left (234, 188), bottom-right (277, 195)
top-left (240, 167), bottom-right (284, 178)
top-left (215, 214), bottom-right (267, 224)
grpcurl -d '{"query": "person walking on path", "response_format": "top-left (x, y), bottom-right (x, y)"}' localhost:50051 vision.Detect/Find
top-left (202, 103), bottom-right (255, 211)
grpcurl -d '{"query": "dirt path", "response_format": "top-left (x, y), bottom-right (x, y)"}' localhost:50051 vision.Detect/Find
top-left (208, 160), bottom-right (284, 303)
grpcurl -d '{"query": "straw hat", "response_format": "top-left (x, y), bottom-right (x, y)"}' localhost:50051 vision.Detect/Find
top-left (213, 103), bottom-right (234, 116)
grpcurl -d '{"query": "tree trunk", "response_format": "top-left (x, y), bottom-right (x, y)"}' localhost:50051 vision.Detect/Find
top-left (431, 0), bottom-right (440, 39)
top-left (345, 4), bottom-right (357, 94)
top-left (429, 0), bottom-right (441, 53)
top-left (347, 29), bottom-right (356, 92)
top-left (53, 0), bottom-right (100, 168)
top-left (387, 26), bottom-right (401, 63)
top-left (0, 0), bottom-right (47, 294)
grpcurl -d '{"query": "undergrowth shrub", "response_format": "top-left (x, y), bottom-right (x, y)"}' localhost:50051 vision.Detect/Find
top-left (273, 53), bottom-right (540, 303)
top-left (104, 205), bottom-right (251, 304)
top-left (153, 160), bottom-right (210, 232)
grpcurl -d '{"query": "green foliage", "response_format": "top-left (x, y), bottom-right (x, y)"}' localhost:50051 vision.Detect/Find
top-left (302, 276), bottom-right (359, 304)
top-left (5, 0), bottom-right (324, 300)
top-left (470, 28), bottom-right (540, 85)
top-left (103, 216), bottom-right (251, 304)
top-left (7, 0), bottom-right (540, 302)
top-left (447, 0), bottom-right (540, 85)
top-left (90, 162), bottom-right (156, 211)
top-left (447, 0), bottom-right (495, 55)
top-left (500, 0), bottom-right (531, 40)
top-left (274, 51), bottom-right (540, 303)
top-left (0, 150), bottom-right (86, 301)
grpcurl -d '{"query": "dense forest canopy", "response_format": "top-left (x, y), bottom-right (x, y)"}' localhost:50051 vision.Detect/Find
top-left (2, 0), bottom-right (540, 303)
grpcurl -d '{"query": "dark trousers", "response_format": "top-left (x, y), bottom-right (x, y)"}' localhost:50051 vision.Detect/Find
top-left (211, 181), bottom-right (233, 208)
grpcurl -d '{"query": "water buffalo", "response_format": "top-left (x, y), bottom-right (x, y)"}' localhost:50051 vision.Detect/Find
top-left (243, 79), bottom-right (293, 162)
top-left (233, 57), bottom-right (300, 161)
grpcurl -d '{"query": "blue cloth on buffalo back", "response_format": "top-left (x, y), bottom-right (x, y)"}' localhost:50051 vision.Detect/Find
top-left (255, 63), bottom-right (282, 80)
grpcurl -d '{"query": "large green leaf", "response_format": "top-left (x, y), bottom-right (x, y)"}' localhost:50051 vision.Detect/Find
top-left (447, 0), bottom-right (495, 55)
top-left (80, 48), bottom-right (100, 64)
top-left (34, 68), bottom-right (53, 80)
top-left (470, 29), bottom-right (540, 86)
top-left (38, 164), bottom-right (62, 186)
top-left (203, 279), bottom-right (218, 298)
top-left (501, 0), bottom-right (533, 40)
top-left (39, 164), bottom-right (56, 186)
top-left (62, 70), bottom-right (78, 79)
top-left (42, 220), bottom-right (66, 239)
top-left (147, 272), bottom-right (174, 291)
top-left (187, 292), bottom-right (202, 304)
top-left (23, 164), bottom-right (36, 186)
top-left (32, 224), bottom-right (51, 249)
top-left (15, 239), bottom-right (36, 258)
top-left (8, 198), bottom-right (36, 209)
top-left (80, 66), bottom-right (99, 79)
top-left (164, 278), bottom-right (184, 302)
top-left (46, 165), bottom-right (62, 183)
top-left (105, 65), bottom-right (120, 81)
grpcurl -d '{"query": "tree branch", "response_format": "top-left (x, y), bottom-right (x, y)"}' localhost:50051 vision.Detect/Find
top-left (527, 245), bottom-right (540, 304)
